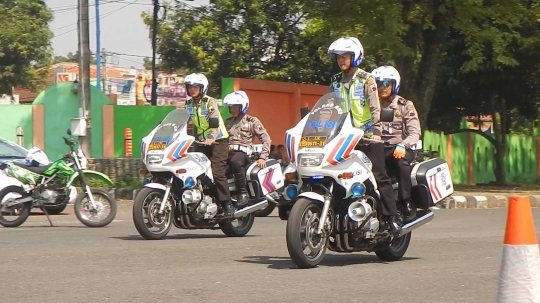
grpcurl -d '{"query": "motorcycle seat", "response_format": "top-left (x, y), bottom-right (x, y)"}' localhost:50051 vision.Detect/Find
top-left (16, 163), bottom-right (52, 175)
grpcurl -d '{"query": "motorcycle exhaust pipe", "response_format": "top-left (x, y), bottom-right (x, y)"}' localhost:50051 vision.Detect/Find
top-left (233, 199), bottom-right (268, 219)
top-left (399, 210), bottom-right (434, 237)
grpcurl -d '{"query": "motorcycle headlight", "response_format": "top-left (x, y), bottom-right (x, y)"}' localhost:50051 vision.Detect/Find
top-left (298, 153), bottom-right (324, 167)
top-left (146, 154), bottom-right (164, 164)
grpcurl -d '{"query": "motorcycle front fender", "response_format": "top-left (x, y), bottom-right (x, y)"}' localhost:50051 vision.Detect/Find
top-left (66, 170), bottom-right (115, 188)
top-left (143, 183), bottom-right (167, 191)
top-left (297, 192), bottom-right (325, 204)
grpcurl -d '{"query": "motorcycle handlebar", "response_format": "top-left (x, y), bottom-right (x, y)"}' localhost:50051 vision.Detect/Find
top-left (360, 137), bottom-right (385, 144)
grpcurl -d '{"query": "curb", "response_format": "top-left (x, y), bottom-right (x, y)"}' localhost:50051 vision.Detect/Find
top-left (437, 195), bottom-right (540, 209)
top-left (115, 190), bottom-right (540, 210)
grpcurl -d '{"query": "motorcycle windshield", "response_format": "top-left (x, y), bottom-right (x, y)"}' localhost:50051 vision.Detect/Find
top-left (300, 92), bottom-right (350, 149)
top-left (148, 109), bottom-right (190, 152)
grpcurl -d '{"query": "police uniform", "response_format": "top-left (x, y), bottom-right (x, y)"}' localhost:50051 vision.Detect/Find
top-left (329, 69), bottom-right (398, 217)
top-left (381, 95), bottom-right (422, 205)
top-left (226, 114), bottom-right (272, 174)
top-left (185, 96), bottom-right (231, 203)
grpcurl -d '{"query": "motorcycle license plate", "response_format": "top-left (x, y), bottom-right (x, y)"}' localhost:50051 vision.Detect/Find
top-left (148, 141), bottom-right (168, 151)
top-left (299, 136), bottom-right (327, 148)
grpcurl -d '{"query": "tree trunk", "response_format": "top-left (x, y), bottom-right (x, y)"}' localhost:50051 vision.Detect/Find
top-left (412, 12), bottom-right (452, 127)
top-left (492, 97), bottom-right (508, 185)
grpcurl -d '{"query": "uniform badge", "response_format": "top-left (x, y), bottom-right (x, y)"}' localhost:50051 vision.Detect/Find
top-left (394, 110), bottom-right (401, 118)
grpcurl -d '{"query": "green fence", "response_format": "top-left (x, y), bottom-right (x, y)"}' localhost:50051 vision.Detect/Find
top-left (423, 131), bottom-right (539, 185)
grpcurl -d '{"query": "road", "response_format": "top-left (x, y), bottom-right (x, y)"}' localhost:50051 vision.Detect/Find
top-left (0, 204), bottom-right (537, 303)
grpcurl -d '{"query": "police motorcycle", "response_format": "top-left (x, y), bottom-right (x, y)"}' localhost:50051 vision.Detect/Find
top-left (283, 92), bottom-right (454, 268)
top-left (133, 108), bottom-right (285, 240)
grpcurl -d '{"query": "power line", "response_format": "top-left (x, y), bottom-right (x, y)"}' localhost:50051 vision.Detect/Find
top-left (51, 0), bottom-right (150, 13)
top-left (54, 0), bottom-right (142, 37)
top-left (52, 0), bottom-right (144, 31)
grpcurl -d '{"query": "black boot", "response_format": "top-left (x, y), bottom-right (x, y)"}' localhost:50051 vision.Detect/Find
top-left (221, 200), bottom-right (235, 218)
top-left (387, 215), bottom-right (403, 237)
top-left (402, 199), bottom-right (416, 223)
top-left (234, 173), bottom-right (249, 207)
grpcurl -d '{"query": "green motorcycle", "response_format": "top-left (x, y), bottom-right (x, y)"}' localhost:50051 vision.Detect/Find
top-left (0, 131), bottom-right (117, 228)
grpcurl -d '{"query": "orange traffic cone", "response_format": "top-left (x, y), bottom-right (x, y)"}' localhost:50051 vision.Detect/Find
top-left (497, 196), bottom-right (540, 302)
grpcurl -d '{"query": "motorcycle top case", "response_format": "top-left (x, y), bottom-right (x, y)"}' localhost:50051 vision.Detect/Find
top-left (246, 159), bottom-right (284, 196)
top-left (411, 157), bottom-right (454, 204)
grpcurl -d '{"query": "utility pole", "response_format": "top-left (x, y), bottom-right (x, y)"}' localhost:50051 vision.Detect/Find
top-left (151, 0), bottom-right (159, 106)
top-left (95, 0), bottom-right (102, 91)
top-left (102, 48), bottom-right (107, 93)
top-left (78, 0), bottom-right (92, 157)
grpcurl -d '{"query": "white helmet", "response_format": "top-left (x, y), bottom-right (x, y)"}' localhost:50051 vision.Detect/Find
top-left (184, 73), bottom-right (209, 96)
top-left (372, 66), bottom-right (401, 94)
top-left (223, 90), bottom-right (250, 114)
top-left (327, 37), bottom-right (364, 67)
top-left (25, 147), bottom-right (49, 167)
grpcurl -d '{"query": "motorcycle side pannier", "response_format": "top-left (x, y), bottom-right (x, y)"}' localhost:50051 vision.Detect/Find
top-left (246, 159), bottom-right (284, 198)
top-left (410, 158), bottom-right (454, 208)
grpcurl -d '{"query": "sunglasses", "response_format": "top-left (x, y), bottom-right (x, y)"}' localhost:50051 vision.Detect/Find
top-left (376, 80), bottom-right (392, 88)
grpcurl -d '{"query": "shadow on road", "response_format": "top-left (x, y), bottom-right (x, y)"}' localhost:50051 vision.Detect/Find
top-left (236, 254), bottom-right (420, 270)
top-left (111, 233), bottom-right (259, 241)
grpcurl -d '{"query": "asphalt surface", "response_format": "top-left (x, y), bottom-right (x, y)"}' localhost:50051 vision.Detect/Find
top-left (1, 203), bottom-right (538, 303)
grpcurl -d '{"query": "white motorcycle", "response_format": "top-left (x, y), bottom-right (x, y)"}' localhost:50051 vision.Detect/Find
top-left (133, 108), bottom-right (285, 240)
top-left (282, 92), bottom-right (454, 268)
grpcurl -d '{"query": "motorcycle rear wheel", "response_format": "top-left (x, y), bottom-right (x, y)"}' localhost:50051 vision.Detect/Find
top-left (0, 186), bottom-right (32, 228)
top-left (133, 188), bottom-right (173, 240)
top-left (219, 212), bottom-right (254, 237)
top-left (286, 198), bottom-right (328, 269)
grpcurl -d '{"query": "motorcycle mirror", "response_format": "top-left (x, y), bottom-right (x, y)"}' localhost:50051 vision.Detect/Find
top-left (67, 128), bottom-right (72, 135)
top-left (300, 107), bottom-right (310, 119)
top-left (380, 108), bottom-right (394, 123)
top-left (208, 117), bottom-right (219, 128)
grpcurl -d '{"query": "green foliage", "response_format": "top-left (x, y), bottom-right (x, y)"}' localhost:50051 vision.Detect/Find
top-left (0, 0), bottom-right (54, 95)
top-left (145, 0), bottom-right (540, 133)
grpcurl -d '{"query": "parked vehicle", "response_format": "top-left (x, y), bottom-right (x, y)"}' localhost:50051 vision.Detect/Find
top-left (282, 92), bottom-right (454, 268)
top-left (0, 130), bottom-right (117, 228)
top-left (0, 137), bottom-right (79, 215)
top-left (133, 108), bottom-right (285, 240)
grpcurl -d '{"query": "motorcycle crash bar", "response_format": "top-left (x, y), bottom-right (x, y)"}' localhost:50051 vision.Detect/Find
top-left (233, 199), bottom-right (269, 219)
top-left (398, 210), bottom-right (434, 237)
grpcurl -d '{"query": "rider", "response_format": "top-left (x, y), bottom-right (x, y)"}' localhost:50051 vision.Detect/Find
top-left (327, 37), bottom-right (401, 235)
top-left (372, 66), bottom-right (421, 222)
top-left (223, 90), bottom-right (272, 206)
top-left (184, 73), bottom-right (234, 218)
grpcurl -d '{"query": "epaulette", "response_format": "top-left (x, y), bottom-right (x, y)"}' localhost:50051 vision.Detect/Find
top-left (397, 96), bottom-right (409, 105)
top-left (246, 115), bottom-right (257, 123)
top-left (356, 70), bottom-right (371, 79)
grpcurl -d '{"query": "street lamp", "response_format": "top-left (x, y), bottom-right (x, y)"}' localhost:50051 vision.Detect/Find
top-left (151, 0), bottom-right (194, 106)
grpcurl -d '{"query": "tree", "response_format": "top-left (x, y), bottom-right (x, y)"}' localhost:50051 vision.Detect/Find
top-left (429, 0), bottom-right (540, 185)
top-left (53, 51), bottom-right (97, 64)
top-left (141, 0), bottom-right (333, 88)
top-left (0, 0), bottom-right (53, 95)
top-left (310, 0), bottom-right (540, 128)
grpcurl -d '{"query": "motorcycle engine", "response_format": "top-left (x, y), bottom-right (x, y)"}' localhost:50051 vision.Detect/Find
top-left (40, 189), bottom-right (59, 203)
top-left (182, 185), bottom-right (218, 219)
top-left (197, 196), bottom-right (218, 219)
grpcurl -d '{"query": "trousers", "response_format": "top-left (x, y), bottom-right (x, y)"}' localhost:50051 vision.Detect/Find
top-left (193, 139), bottom-right (231, 202)
top-left (356, 142), bottom-right (398, 216)
top-left (384, 145), bottom-right (415, 203)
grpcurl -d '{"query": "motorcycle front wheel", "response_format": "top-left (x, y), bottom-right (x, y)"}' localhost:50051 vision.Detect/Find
top-left (0, 185), bottom-right (32, 228)
top-left (74, 189), bottom-right (117, 228)
top-left (132, 187), bottom-right (173, 240)
top-left (286, 198), bottom-right (328, 269)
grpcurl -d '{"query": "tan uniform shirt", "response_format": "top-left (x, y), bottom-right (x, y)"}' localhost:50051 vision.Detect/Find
top-left (225, 115), bottom-right (272, 159)
top-left (380, 95), bottom-right (421, 148)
